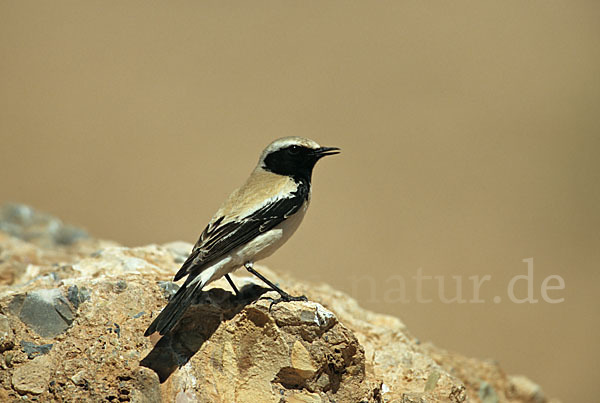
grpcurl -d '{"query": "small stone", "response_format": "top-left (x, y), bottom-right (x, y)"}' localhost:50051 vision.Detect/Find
top-left (67, 285), bottom-right (81, 309)
top-left (54, 295), bottom-right (75, 322)
top-left (314, 372), bottom-right (330, 389)
top-left (70, 370), bottom-right (87, 386)
top-left (0, 314), bottom-right (14, 352)
top-left (290, 340), bottom-right (317, 378)
top-left (15, 289), bottom-right (75, 338)
top-left (424, 370), bottom-right (440, 392)
top-left (4, 352), bottom-right (14, 367)
top-left (274, 301), bottom-right (337, 330)
top-left (162, 241), bottom-right (193, 263)
top-left (158, 281), bottom-right (180, 299)
top-left (79, 287), bottom-right (91, 302)
top-left (0, 204), bottom-right (35, 226)
top-left (20, 341), bottom-right (53, 359)
top-left (12, 355), bottom-right (52, 395)
top-left (54, 225), bottom-right (88, 245)
top-left (115, 280), bottom-right (127, 293)
top-left (130, 367), bottom-right (161, 403)
top-left (66, 285), bottom-right (90, 310)
top-left (508, 375), bottom-right (546, 403)
top-left (479, 381), bottom-right (499, 403)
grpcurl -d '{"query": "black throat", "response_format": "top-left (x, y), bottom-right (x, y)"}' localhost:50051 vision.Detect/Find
top-left (262, 146), bottom-right (318, 186)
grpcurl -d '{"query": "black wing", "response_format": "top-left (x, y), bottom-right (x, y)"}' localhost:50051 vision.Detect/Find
top-left (174, 184), bottom-right (308, 284)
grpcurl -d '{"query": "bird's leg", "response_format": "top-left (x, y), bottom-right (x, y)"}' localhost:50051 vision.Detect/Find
top-left (224, 274), bottom-right (240, 297)
top-left (244, 262), bottom-right (307, 309)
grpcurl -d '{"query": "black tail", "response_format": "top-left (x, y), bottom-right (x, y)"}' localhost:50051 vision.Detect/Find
top-left (144, 282), bottom-right (201, 336)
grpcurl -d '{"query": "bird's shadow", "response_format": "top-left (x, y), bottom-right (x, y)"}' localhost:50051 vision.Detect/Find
top-left (139, 283), bottom-right (271, 383)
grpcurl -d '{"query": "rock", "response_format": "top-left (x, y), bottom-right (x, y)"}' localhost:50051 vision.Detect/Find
top-left (162, 241), bottom-right (193, 263)
top-left (480, 381), bottom-right (500, 403)
top-left (0, 314), bottom-right (14, 352)
top-left (163, 298), bottom-right (374, 402)
top-left (12, 354), bottom-right (52, 395)
top-left (67, 285), bottom-right (90, 309)
top-left (10, 288), bottom-right (75, 338)
top-left (290, 340), bottom-right (318, 379)
top-left (70, 370), bottom-right (88, 387)
top-left (158, 281), bottom-right (180, 299)
top-left (0, 204), bottom-right (117, 287)
top-left (20, 340), bottom-right (53, 359)
top-left (0, 204), bottom-right (560, 402)
top-left (131, 366), bottom-right (162, 403)
top-left (0, 203), bottom-right (89, 247)
top-left (508, 375), bottom-right (547, 403)
top-left (71, 245), bottom-right (180, 279)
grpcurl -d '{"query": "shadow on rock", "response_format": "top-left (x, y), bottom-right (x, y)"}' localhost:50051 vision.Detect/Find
top-left (140, 283), bottom-right (270, 383)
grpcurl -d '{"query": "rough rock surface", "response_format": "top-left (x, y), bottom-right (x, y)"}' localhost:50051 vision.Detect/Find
top-left (0, 204), bottom-right (559, 402)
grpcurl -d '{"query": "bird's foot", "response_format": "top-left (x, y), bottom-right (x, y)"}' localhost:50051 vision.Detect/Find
top-left (262, 292), bottom-right (308, 311)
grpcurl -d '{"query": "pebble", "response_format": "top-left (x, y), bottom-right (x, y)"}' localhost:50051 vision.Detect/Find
top-left (12, 355), bottom-right (52, 395)
top-left (20, 341), bottom-right (53, 359)
top-left (14, 289), bottom-right (75, 338)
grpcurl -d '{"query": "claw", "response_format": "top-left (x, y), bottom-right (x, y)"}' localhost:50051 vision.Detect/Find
top-left (265, 294), bottom-right (308, 311)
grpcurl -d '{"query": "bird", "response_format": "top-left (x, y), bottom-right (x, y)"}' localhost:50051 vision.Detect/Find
top-left (144, 136), bottom-right (340, 336)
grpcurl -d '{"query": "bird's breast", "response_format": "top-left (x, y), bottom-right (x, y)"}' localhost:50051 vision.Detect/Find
top-left (233, 203), bottom-right (308, 264)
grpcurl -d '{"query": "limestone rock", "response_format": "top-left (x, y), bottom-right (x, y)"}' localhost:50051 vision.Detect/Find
top-left (0, 204), bottom-right (559, 402)
top-left (12, 354), bottom-right (52, 395)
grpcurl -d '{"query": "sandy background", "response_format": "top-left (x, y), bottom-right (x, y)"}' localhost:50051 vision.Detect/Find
top-left (1, 1), bottom-right (598, 401)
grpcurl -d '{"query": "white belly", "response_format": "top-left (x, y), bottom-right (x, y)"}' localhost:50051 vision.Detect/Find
top-left (198, 206), bottom-right (307, 287)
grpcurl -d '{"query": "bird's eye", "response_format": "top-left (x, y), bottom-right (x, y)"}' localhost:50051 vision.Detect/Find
top-left (288, 146), bottom-right (301, 155)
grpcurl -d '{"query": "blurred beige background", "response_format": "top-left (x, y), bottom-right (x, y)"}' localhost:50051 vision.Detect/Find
top-left (1, 1), bottom-right (598, 401)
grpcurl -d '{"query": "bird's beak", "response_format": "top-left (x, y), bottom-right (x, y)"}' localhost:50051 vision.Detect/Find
top-left (313, 146), bottom-right (341, 158)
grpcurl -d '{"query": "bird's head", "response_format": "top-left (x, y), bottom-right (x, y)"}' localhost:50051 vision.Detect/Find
top-left (258, 137), bottom-right (340, 182)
